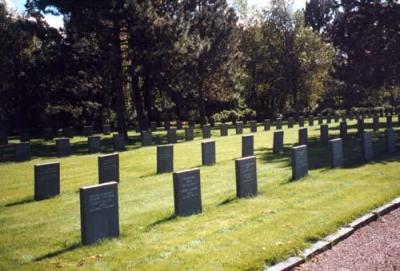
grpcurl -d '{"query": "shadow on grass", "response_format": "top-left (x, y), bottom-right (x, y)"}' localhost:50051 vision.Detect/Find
top-left (145, 214), bottom-right (177, 231)
top-left (4, 197), bottom-right (34, 207)
top-left (218, 197), bottom-right (238, 206)
top-left (33, 242), bottom-right (81, 262)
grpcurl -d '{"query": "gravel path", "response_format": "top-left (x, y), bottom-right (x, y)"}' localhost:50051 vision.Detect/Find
top-left (294, 208), bottom-right (400, 271)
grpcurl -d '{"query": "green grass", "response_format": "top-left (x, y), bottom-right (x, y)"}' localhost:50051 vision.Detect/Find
top-left (1, 118), bottom-right (400, 270)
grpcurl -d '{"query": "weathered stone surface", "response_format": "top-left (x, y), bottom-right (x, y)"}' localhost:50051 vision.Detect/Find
top-left (242, 135), bottom-right (254, 157)
top-left (80, 182), bottom-right (119, 245)
top-left (250, 121), bottom-right (257, 133)
top-left (292, 145), bottom-right (308, 180)
top-left (173, 168), bottom-right (202, 216)
top-left (361, 132), bottom-right (373, 161)
top-left (56, 138), bottom-right (70, 157)
top-left (157, 145), bottom-right (173, 174)
top-left (330, 138), bottom-right (343, 168)
top-left (113, 134), bottom-right (125, 151)
top-left (98, 153), bottom-right (119, 183)
top-left (264, 119), bottom-right (271, 131)
top-left (201, 140), bottom-right (216, 166)
top-left (220, 123), bottom-right (228, 136)
top-left (235, 156), bottom-right (257, 198)
top-left (273, 130), bottom-right (284, 154)
top-left (167, 128), bottom-right (177, 144)
top-left (15, 142), bottom-right (31, 162)
top-left (185, 127), bottom-right (194, 141)
top-left (372, 203), bottom-right (398, 216)
top-left (236, 122), bottom-right (244, 134)
top-left (202, 125), bottom-right (211, 139)
top-left (320, 124), bottom-right (329, 142)
top-left (88, 136), bottom-right (101, 153)
top-left (324, 227), bottom-right (354, 246)
top-left (141, 131), bottom-right (152, 146)
top-left (298, 128), bottom-right (308, 146)
top-left (348, 213), bottom-right (377, 230)
top-left (385, 128), bottom-right (396, 154)
top-left (34, 162), bottom-right (60, 200)
top-left (340, 122), bottom-right (347, 139)
top-left (301, 240), bottom-right (330, 260)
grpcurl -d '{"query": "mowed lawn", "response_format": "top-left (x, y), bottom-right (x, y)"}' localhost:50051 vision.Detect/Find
top-left (1, 118), bottom-right (400, 271)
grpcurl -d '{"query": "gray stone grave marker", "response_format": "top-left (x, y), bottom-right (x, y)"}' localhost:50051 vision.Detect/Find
top-left (103, 125), bottom-right (111, 135)
top-left (318, 114), bottom-right (323, 125)
top-left (34, 162), bottom-right (60, 200)
top-left (235, 156), bottom-right (257, 198)
top-left (220, 123), bottom-right (228, 136)
top-left (373, 115), bottom-right (380, 132)
top-left (236, 122), bottom-right (244, 134)
top-left (56, 138), bottom-right (70, 157)
top-left (298, 128), bottom-right (308, 146)
top-left (250, 121), bottom-right (257, 133)
top-left (288, 117), bottom-right (294, 128)
top-left (242, 135), bottom-right (254, 157)
top-left (63, 127), bottom-right (73, 138)
top-left (276, 118), bottom-right (282, 130)
top-left (173, 168), bottom-right (202, 216)
top-left (264, 119), bottom-right (271, 131)
top-left (386, 116), bottom-right (393, 128)
top-left (357, 118), bottom-right (365, 134)
top-left (308, 115), bottom-right (314, 126)
top-left (88, 136), bottom-right (101, 153)
top-left (80, 182), bottom-right (119, 245)
top-left (361, 132), bottom-right (373, 161)
top-left (185, 127), bottom-right (194, 141)
top-left (273, 130), bottom-right (284, 154)
top-left (385, 128), bottom-right (396, 154)
top-left (43, 128), bottom-right (54, 141)
top-left (201, 140), bottom-right (216, 165)
top-left (157, 145), bottom-right (173, 174)
top-left (98, 153), bottom-right (119, 183)
top-left (340, 122), bottom-right (347, 139)
top-left (298, 116), bottom-right (305, 127)
top-left (113, 134), bottom-right (125, 151)
top-left (83, 126), bottom-right (94, 137)
top-left (15, 142), bottom-right (31, 162)
top-left (329, 138), bottom-right (343, 168)
top-left (141, 131), bottom-right (153, 146)
top-left (202, 125), bottom-right (211, 139)
top-left (292, 145), bottom-right (308, 180)
top-left (320, 124), bottom-right (329, 142)
top-left (167, 128), bottom-right (177, 144)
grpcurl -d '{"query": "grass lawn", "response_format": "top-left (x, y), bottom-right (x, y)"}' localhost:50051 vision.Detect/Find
top-left (1, 117), bottom-right (400, 270)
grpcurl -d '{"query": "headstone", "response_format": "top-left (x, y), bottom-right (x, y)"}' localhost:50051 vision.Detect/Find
top-left (357, 118), bottom-right (364, 134)
top-left (34, 162), bottom-right (60, 200)
top-left (80, 182), bottom-right (119, 245)
top-left (308, 115), bottom-right (314, 126)
top-left (103, 125), bottom-right (111, 135)
top-left (98, 153), bottom-right (119, 183)
top-left (157, 145), bottom-right (173, 174)
top-left (235, 122), bottom-right (243, 134)
top-left (63, 127), bottom-right (73, 138)
top-left (361, 132), bottom-right (373, 161)
top-left (334, 114), bottom-right (339, 123)
top-left (386, 116), bottom-right (393, 128)
top-left (55, 138), bottom-right (70, 157)
top-left (327, 114), bottom-right (332, 124)
top-left (185, 127), bottom-right (194, 141)
top-left (177, 120), bottom-right (183, 130)
top-left (140, 130), bottom-right (152, 146)
top-left (167, 128), bottom-right (177, 144)
top-left (201, 140), bottom-right (216, 165)
top-left (83, 126), bottom-right (94, 137)
top-left (15, 142), bottom-right (31, 162)
top-left (113, 134), bottom-right (125, 151)
top-left (318, 114), bottom-right (323, 125)
top-left (264, 119), bottom-right (271, 131)
top-left (273, 130), bottom-right (284, 154)
top-left (43, 128), bottom-right (54, 141)
top-left (242, 135), bottom-right (254, 157)
top-left (298, 116), bottom-right (305, 127)
top-left (373, 115), bottom-right (380, 132)
top-left (276, 118), bottom-right (282, 130)
top-left (164, 121), bottom-right (171, 130)
top-left (150, 122), bottom-right (157, 132)
top-left (385, 128), bottom-right (396, 154)
top-left (188, 120), bottom-right (195, 128)
top-left (202, 125), bottom-right (211, 139)
top-left (173, 168), bottom-right (202, 216)
top-left (292, 145), bottom-right (308, 180)
top-left (250, 121), bottom-right (257, 133)
top-left (88, 135), bottom-right (101, 153)
top-left (339, 122), bottom-right (347, 139)
top-left (288, 117), bottom-right (294, 128)
top-left (329, 138), bottom-right (343, 168)
top-left (218, 123), bottom-right (227, 137)
top-left (320, 124), bottom-right (329, 142)
top-left (298, 128), bottom-right (308, 146)
top-left (235, 156), bottom-right (257, 198)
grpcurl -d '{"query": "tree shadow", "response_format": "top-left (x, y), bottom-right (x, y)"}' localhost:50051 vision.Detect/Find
top-left (33, 242), bottom-right (81, 262)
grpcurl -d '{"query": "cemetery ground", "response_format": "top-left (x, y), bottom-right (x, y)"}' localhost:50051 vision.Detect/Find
top-left (1, 118), bottom-right (400, 271)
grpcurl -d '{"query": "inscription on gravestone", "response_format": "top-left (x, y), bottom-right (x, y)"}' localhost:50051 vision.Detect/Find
top-left (201, 140), bottom-right (216, 165)
top-left (56, 138), bottom-right (70, 157)
top-left (235, 156), bottom-right (257, 198)
top-left (385, 128), bottom-right (396, 154)
top-left (15, 142), bottom-right (31, 162)
top-left (292, 145), bottom-right (308, 180)
top-left (173, 169), bottom-right (202, 216)
top-left (362, 132), bottom-right (373, 161)
top-left (236, 122), bottom-right (243, 134)
top-left (80, 182), bottom-right (119, 245)
top-left (273, 130), bottom-right (284, 154)
top-left (157, 145), bottom-right (173, 174)
top-left (264, 119), bottom-right (271, 131)
top-left (220, 123), bottom-right (228, 136)
top-left (202, 125), bottom-right (211, 139)
top-left (242, 135), bottom-right (254, 157)
top-left (329, 138), bottom-right (343, 168)
top-left (113, 134), bottom-right (125, 151)
top-left (34, 162), bottom-right (60, 200)
top-left (98, 153), bottom-right (119, 183)
top-left (298, 128), bottom-right (308, 146)
top-left (185, 127), bottom-right (194, 141)
top-left (88, 136), bottom-right (101, 153)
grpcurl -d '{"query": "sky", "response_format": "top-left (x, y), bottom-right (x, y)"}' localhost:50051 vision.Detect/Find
top-left (8, 0), bottom-right (306, 29)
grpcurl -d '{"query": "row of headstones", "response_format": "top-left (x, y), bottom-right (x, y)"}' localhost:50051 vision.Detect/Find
top-left (32, 123), bottom-right (397, 245)
top-left (14, 134), bottom-right (125, 162)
